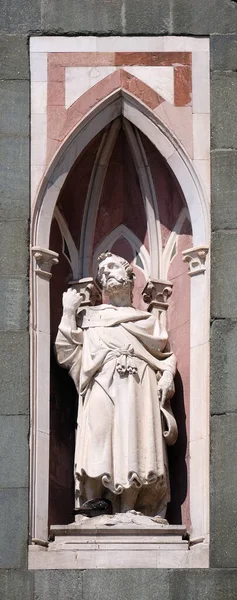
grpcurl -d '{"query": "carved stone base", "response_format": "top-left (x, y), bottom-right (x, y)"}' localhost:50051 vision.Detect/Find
top-left (28, 513), bottom-right (208, 569)
top-left (53, 511), bottom-right (171, 531)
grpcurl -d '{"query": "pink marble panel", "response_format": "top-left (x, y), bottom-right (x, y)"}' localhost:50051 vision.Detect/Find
top-left (48, 65), bottom-right (64, 83)
top-left (47, 81), bottom-right (65, 107)
top-left (174, 66), bottom-right (192, 107)
top-left (46, 50), bottom-right (193, 166)
top-left (121, 69), bottom-right (164, 110)
top-left (115, 51), bottom-right (191, 66)
top-left (154, 102), bottom-right (193, 158)
top-left (47, 65), bottom-right (166, 164)
top-left (47, 69), bottom-right (121, 163)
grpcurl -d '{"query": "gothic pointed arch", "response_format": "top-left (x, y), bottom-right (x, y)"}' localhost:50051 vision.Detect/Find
top-left (32, 89), bottom-right (209, 251)
top-left (30, 86), bottom-right (210, 548)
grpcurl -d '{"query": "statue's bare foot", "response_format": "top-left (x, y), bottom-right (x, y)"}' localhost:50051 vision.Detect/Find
top-left (151, 515), bottom-right (168, 525)
top-left (127, 509), bottom-right (143, 516)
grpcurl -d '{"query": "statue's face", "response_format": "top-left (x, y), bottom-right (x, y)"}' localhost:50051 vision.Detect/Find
top-left (98, 256), bottom-right (128, 290)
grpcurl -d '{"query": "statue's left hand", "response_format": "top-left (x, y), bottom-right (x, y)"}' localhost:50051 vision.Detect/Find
top-left (157, 371), bottom-right (175, 407)
top-left (62, 288), bottom-right (82, 314)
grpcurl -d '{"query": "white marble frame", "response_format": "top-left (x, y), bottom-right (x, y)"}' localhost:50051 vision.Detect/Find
top-left (30, 89), bottom-right (210, 551)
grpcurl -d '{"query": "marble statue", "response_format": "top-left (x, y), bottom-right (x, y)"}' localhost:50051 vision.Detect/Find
top-left (55, 253), bottom-right (177, 520)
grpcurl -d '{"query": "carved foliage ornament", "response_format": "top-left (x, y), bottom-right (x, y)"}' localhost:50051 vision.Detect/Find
top-left (32, 246), bottom-right (59, 279)
top-left (182, 245), bottom-right (209, 276)
top-left (142, 278), bottom-right (173, 312)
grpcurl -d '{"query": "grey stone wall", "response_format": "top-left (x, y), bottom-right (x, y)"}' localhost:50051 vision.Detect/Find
top-left (1, 1), bottom-right (237, 597)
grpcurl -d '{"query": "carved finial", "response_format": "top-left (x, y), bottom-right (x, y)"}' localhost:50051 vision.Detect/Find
top-left (182, 245), bottom-right (209, 276)
top-left (142, 278), bottom-right (173, 316)
top-left (32, 247), bottom-right (59, 279)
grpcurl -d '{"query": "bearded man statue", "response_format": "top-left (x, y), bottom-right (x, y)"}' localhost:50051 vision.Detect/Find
top-left (55, 253), bottom-right (177, 519)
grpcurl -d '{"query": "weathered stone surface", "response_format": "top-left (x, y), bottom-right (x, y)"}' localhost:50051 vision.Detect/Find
top-left (34, 570), bottom-right (83, 600)
top-left (172, 0), bottom-right (237, 34)
top-left (211, 319), bottom-right (237, 415)
top-left (0, 0), bottom-right (41, 34)
top-left (211, 72), bottom-right (237, 149)
top-left (124, 0), bottom-right (170, 34)
top-left (0, 80), bottom-right (29, 136)
top-left (33, 570), bottom-right (237, 599)
top-left (0, 332), bottom-right (29, 415)
top-left (0, 488), bottom-right (28, 568)
top-left (0, 415), bottom-right (28, 487)
top-left (169, 569), bottom-right (237, 599)
top-left (0, 35), bottom-right (29, 79)
top-left (42, 0), bottom-right (123, 33)
top-left (0, 221), bottom-right (28, 276)
top-left (212, 150), bottom-right (237, 230)
top-left (0, 135), bottom-right (29, 220)
top-left (0, 570), bottom-right (33, 600)
top-left (0, 277), bottom-right (28, 331)
top-left (211, 34), bottom-right (237, 71)
top-left (210, 414), bottom-right (237, 567)
top-left (211, 231), bottom-right (237, 319)
top-left (82, 570), bottom-right (169, 600)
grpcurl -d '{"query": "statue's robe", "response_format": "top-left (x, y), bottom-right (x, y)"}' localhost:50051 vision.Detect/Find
top-left (56, 304), bottom-right (176, 514)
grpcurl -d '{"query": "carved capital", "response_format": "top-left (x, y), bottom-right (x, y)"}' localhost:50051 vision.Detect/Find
top-left (32, 246), bottom-right (59, 280)
top-left (182, 245), bottom-right (209, 276)
top-left (142, 278), bottom-right (173, 314)
top-left (69, 277), bottom-right (101, 306)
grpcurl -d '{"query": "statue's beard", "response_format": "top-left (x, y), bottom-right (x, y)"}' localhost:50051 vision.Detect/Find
top-left (103, 277), bottom-right (130, 296)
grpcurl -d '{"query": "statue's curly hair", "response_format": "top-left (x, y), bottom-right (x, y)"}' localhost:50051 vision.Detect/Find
top-left (97, 252), bottom-right (135, 285)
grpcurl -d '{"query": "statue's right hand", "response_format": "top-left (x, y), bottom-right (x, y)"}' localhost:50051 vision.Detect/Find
top-left (62, 288), bottom-right (82, 313)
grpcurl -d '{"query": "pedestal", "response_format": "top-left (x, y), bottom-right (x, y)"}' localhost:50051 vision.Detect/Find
top-left (28, 513), bottom-right (209, 569)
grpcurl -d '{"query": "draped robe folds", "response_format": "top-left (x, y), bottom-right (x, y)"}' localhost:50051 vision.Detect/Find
top-left (55, 304), bottom-right (177, 514)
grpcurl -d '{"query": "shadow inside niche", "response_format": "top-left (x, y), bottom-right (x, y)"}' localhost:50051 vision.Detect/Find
top-left (166, 370), bottom-right (188, 526)
top-left (49, 345), bottom-right (78, 528)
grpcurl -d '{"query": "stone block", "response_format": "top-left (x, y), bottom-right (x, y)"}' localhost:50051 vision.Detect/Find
top-left (211, 231), bottom-right (237, 319)
top-left (0, 135), bottom-right (29, 220)
top-left (0, 35), bottom-right (29, 79)
top-left (212, 150), bottom-right (237, 230)
top-left (169, 569), bottom-right (237, 599)
top-left (0, 488), bottom-right (28, 568)
top-left (82, 570), bottom-right (169, 600)
top-left (0, 80), bottom-right (29, 137)
top-left (210, 414), bottom-right (237, 567)
top-left (0, 277), bottom-right (28, 331)
top-left (42, 0), bottom-right (123, 34)
top-left (211, 34), bottom-right (237, 71)
top-left (211, 319), bottom-right (237, 415)
top-left (0, 415), bottom-right (28, 488)
top-left (124, 0), bottom-right (170, 34)
top-left (0, 331), bottom-right (29, 415)
top-left (0, 0), bottom-right (41, 34)
top-left (211, 71), bottom-right (237, 149)
top-left (34, 570), bottom-right (83, 600)
top-left (0, 221), bottom-right (28, 276)
top-left (0, 570), bottom-right (33, 600)
top-left (172, 0), bottom-right (237, 34)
